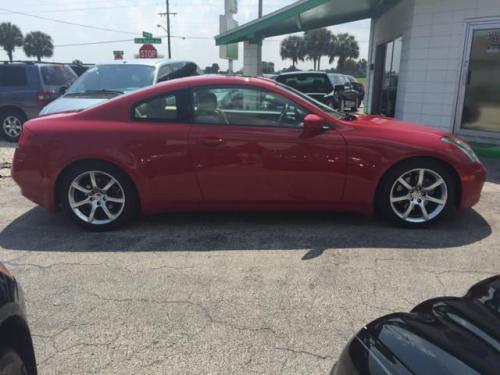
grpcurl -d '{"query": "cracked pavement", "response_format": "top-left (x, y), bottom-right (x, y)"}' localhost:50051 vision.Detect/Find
top-left (0, 140), bottom-right (499, 374)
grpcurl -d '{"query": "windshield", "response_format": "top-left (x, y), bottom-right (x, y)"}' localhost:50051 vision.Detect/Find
top-left (41, 65), bottom-right (77, 86)
top-left (276, 74), bottom-right (332, 93)
top-left (66, 64), bottom-right (155, 94)
top-left (276, 82), bottom-right (346, 119)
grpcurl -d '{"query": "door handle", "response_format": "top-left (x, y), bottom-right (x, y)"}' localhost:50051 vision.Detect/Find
top-left (200, 137), bottom-right (225, 146)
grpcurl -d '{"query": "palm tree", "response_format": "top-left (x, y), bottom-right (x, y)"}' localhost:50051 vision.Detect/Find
top-left (335, 33), bottom-right (360, 71)
top-left (280, 35), bottom-right (305, 68)
top-left (304, 28), bottom-right (332, 71)
top-left (23, 31), bottom-right (54, 62)
top-left (0, 22), bottom-right (23, 62)
top-left (327, 34), bottom-right (338, 64)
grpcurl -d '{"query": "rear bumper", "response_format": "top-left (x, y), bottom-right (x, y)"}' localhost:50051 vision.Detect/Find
top-left (11, 148), bottom-right (57, 211)
top-left (458, 162), bottom-right (486, 209)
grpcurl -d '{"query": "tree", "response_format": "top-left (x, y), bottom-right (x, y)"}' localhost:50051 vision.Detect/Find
top-left (280, 35), bottom-right (305, 68)
top-left (335, 33), bottom-right (359, 71)
top-left (23, 31), bottom-right (54, 62)
top-left (262, 61), bottom-right (274, 74)
top-left (204, 63), bottom-right (220, 74)
top-left (304, 28), bottom-right (332, 71)
top-left (72, 59), bottom-right (83, 65)
top-left (0, 22), bottom-right (23, 62)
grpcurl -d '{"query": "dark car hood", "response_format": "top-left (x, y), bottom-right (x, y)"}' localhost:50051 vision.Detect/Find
top-left (336, 276), bottom-right (500, 375)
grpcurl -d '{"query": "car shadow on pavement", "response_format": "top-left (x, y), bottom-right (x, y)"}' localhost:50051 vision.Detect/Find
top-left (0, 207), bottom-right (492, 258)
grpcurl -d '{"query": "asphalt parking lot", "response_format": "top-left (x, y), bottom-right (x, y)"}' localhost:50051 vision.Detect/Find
top-left (1, 140), bottom-right (500, 375)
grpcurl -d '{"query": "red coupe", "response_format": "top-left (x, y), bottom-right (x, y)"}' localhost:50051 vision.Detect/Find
top-left (12, 76), bottom-right (486, 230)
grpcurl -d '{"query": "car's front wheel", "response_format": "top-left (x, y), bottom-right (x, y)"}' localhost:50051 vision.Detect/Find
top-left (59, 161), bottom-right (139, 231)
top-left (377, 160), bottom-right (456, 228)
top-left (0, 109), bottom-right (26, 142)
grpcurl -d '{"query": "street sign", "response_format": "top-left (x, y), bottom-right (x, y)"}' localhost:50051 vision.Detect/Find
top-left (219, 15), bottom-right (238, 60)
top-left (142, 31), bottom-right (153, 38)
top-left (134, 37), bottom-right (162, 44)
top-left (139, 44), bottom-right (157, 58)
top-left (113, 50), bottom-right (124, 60)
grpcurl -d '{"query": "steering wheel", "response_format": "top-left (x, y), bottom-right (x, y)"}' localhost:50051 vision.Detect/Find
top-left (277, 103), bottom-right (290, 124)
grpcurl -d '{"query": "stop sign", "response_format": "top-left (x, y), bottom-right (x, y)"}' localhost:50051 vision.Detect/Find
top-left (139, 44), bottom-right (157, 58)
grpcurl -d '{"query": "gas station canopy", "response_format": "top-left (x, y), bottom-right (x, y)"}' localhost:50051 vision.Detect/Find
top-left (215, 0), bottom-right (401, 45)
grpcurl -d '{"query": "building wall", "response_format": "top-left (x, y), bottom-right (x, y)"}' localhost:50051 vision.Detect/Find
top-left (369, 0), bottom-right (500, 133)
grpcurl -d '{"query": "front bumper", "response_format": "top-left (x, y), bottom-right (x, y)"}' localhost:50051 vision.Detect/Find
top-left (458, 162), bottom-right (486, 209)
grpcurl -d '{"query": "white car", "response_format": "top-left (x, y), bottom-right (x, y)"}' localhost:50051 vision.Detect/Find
top-left (40, 59), bottom-right (201, 115)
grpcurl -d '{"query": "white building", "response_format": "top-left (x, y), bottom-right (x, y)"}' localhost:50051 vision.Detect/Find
top-left (216, 0), bottom-right (500, 144)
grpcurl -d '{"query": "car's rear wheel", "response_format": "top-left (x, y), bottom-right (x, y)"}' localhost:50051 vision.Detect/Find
top-left (377, 160), bottom-right (456, 228)
top-left (0, 109), bottom-right (26, 142)
top-left (0, 347), bottom-right (28, 375)
top-left (60, 161), bottom-right (139, 231)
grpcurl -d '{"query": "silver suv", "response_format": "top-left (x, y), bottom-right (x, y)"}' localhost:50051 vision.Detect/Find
top-left (0, 62), bottom-right (77, 141)
top-left (40, 59), bottom-right (201, 116)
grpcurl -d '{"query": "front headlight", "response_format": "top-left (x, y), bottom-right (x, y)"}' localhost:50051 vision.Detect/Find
top-left (442, 136), bottom-right (480, 163)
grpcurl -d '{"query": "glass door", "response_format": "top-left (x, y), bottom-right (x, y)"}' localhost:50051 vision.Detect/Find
top-left (372, 37), bottom-right (402, 117)
top-left (457, 22), bottom-right (500, 137)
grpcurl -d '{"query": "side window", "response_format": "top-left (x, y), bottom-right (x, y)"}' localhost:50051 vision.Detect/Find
top-left (133, 93), bottom-right (178, 121)
top-left (192, 86), bottom-right (308, 128)
top-left (0, 66), bottom-right (27, 87)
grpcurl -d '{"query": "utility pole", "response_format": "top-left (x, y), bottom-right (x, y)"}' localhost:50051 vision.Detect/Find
top-left (158, 0), bottom-right (177, 59)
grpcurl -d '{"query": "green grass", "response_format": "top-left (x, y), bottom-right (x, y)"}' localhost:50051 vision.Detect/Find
top-left (470, 142), bottom-right (500, 160)
top-left (356, 77), bottom-right (367, 87)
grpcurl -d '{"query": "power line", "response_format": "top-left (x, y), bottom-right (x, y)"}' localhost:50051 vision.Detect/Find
top-left (0, 2), bottom-right (161, 15)
top-left (0, 7), bottom-right (137, 35)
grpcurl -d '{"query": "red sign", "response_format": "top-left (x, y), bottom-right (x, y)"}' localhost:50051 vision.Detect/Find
top-left (139, 44), bottom-right (157, 58)
top-left (113, 50), bottom-right (124, 60)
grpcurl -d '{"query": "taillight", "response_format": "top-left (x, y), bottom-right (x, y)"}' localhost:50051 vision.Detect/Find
top-left (37, 91), bottom-right (54, 107)
top-left (18, 126), bottom-right (33, 148)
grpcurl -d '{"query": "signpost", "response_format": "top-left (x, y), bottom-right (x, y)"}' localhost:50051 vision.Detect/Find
top-left (139, 44), bottom-right (157, 59)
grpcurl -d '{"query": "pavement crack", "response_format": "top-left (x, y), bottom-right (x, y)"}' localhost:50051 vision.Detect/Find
top-left (274, 346), bottom-right (332, 360)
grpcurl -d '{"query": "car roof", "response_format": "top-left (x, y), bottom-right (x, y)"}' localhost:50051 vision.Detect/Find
top-left (277, 71), bottom-right (327, 76)
top-left (97, 59), bottom-right (194, 67)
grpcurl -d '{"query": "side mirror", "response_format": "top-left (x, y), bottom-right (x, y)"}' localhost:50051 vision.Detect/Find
top-left (59, 86), bottom-right (67, 95)
top-left (303, 114), bottom-right (327, 132)
top-left (334, 84), bottom-right (345, 91)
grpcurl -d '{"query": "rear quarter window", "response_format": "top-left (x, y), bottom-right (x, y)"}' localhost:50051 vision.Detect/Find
top-left (0, 66), bottom-right (28, 86)
top-left (41, 65), bottom-right (76, 86)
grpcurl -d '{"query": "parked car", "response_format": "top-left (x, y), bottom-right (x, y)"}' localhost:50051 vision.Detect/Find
top-left (327, 73), bottom-right (361, 111)
top-left (345, 75), bottom-right (365, 102)
top-left (333, 275), bottom-right (500, 375)
top-left (275, 71), bottom-right (360, 111)
top-left (0, 262), bottom-right (37, 375)
top-left (0, 62), bottom-right (77, 142)
top-left (13, 76), bottom-right (485, 231)
top-left (40, 59), bottom-right (201, 116)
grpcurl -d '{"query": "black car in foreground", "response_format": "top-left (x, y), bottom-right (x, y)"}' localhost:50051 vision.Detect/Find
top-left (0, 263), bottom-right (36, 375)
top-left (333, 275), bottom-right (500, 375)
top-left (275, 71), bottom-right (360, 111)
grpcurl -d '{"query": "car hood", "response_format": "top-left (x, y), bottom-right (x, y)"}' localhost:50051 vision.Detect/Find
top-left (335, 275), bottom-right (500, 375)
top-left (40, 97), bottom-right (109, 116)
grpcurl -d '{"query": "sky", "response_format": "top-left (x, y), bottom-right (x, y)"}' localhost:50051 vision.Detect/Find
top-left (0, 0), bottom-right (371, 71)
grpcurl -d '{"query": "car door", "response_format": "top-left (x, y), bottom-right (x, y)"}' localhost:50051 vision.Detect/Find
top-left (130, 89), bottom-right (201, 210)
top-left (188, 85), bottom-right (346, 206)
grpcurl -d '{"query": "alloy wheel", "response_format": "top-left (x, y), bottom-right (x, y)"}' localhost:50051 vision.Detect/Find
top-left (68, 170), bottom-right (126, 225)
top-left (2, 116), bottom-right (22, 138)
top-left (390, 168), bottom-right (448, 223)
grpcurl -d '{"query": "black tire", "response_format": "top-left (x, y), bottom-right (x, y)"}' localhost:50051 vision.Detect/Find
top-left (0, 109), bottom-right (26, 142)
top-left (350, 98), bottom-right (359, 112)
top-left (59, 161), bottom-right (139, 231)
top-left (376, 159), bottom-right (456, 228)
top-left (0, 347), bottom-right (28, 375)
